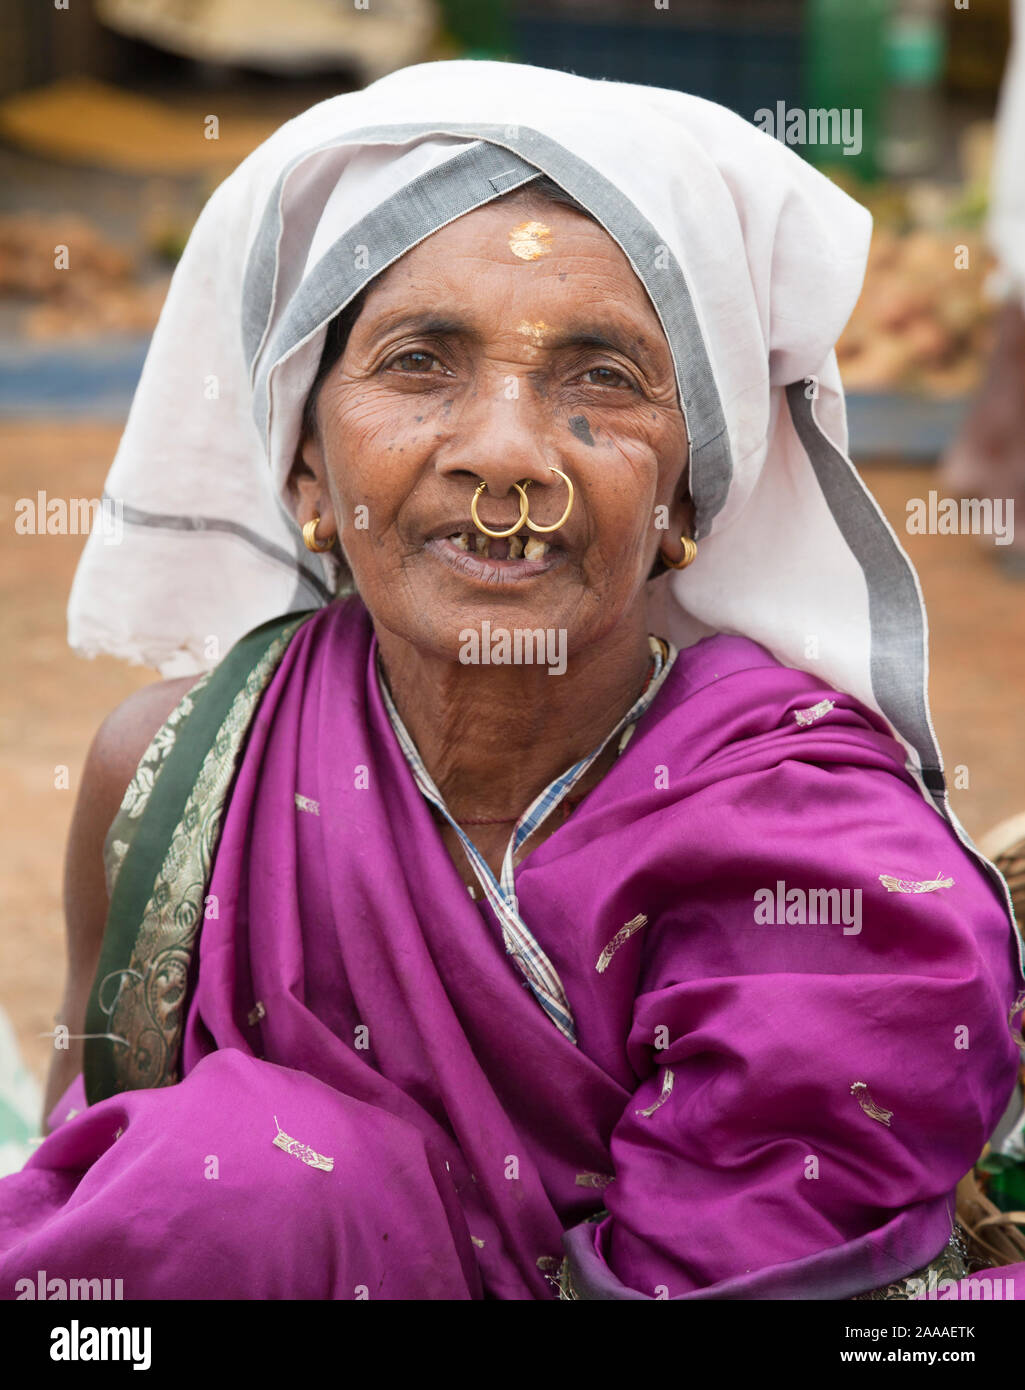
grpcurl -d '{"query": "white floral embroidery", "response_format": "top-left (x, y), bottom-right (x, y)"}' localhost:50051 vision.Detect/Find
top-left (636, 1066), bottom-right (674, 1118)
top-left (151, 720), bottom-right (180, 756)
top-left (794, 698), bottom-right (835, 727)
top-left (595, 914), bottom-right (648, 974)
top-left (121, 764), bottom-right (155, 819)
top-left (878, 872), bottom-right (954, 894)
top-left (851, 1081), bottom-right (893, 1127)
top-left (103, 675), bottom-right (215, 897)
top-left (574, 1172), bottom-right (613, 1189)
top-left (272, 1116), bottom-right (334, 1171)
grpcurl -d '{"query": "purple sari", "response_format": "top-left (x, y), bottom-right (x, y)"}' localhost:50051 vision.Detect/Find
top-left (2, 599), bottom-right (1022, 1299)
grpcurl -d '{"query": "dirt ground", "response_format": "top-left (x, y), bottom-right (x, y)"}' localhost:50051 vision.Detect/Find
top-left (1, 420), bottom-right (1023, 1086)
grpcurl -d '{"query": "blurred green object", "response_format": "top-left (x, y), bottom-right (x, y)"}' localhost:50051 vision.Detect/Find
top-left (886, 8), bottom-right (946, 84)
top-left (879, 0), bottom-right (948, 177)
top-left (0, 1008), bottom-right (41, 1179)
top-left (978, 1151), bottom-right (1025, 1213)
top-left (437, 0), bottom-right (514, 59)
top-left (804, 0), bottom-right (891, 183)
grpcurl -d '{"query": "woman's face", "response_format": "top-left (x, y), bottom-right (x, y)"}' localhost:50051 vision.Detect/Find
top-left (297, 198), bottom-right (691, 661)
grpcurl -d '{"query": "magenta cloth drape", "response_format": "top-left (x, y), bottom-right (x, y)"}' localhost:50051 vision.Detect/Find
top-left (2, 598), bottom-right (1022, 1299)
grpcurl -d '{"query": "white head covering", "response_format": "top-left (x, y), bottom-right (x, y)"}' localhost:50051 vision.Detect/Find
top-left (68, 59), bottom-right (981, 863)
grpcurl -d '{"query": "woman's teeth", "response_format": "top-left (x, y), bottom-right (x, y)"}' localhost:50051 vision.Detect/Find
top-left (448, 532), bottom-right (550, 560)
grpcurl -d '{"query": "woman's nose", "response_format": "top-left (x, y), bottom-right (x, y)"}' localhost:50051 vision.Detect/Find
top-left (434, 380), bottom-right (558, 498)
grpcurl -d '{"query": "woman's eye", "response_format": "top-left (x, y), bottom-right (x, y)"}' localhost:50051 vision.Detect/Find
top-left (581, 365), bottom-right (634, 390)
top-left (389, 350), bottom-right (441, 373)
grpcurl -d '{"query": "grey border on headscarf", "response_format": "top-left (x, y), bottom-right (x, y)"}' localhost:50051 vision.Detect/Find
top-left (107, 496), bottom-right (334, 605)
top-left (785, 384), bottom-right (941, 787)
top-left (242, 122), bottom-right (733, 538)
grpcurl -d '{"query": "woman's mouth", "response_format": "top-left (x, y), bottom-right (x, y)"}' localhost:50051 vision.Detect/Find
top-left (447, 531), bottom-right (551, 560)
top-left (425, 527), bottom-right (565, 582)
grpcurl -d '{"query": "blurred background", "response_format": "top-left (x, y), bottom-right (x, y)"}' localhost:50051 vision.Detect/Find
top-left (1, 1), bottom-right (1023, 1168)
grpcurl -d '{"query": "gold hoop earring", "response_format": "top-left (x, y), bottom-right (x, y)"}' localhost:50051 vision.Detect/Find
top-left (523, 467), bottom-right (575, 534)
top-left (470, 481), bottom-right (531, 539)
top-left (663, 535), bottom-right (697, 570)
top-left (302, 515), bottom-right (334, 553)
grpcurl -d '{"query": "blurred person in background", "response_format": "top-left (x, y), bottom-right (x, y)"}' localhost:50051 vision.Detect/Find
top-left (941, 0), bottom-right (1025, 572)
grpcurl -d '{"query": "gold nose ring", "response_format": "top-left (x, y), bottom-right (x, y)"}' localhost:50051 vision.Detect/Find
top-left (470, 481), bottom-right (531, 539)
top-left (523, 467), bottom-right (574, 533)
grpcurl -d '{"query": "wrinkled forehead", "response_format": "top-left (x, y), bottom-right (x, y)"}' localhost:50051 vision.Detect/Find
top-left (342, 199), bottom-right (668, 345)
top-left (244, 128), bottom-right (731, 534)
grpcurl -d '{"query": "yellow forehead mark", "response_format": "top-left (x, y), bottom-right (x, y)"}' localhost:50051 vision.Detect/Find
top-left (509, 220), bottom-right (552, 261)
top-left (517, 319), bottom-right (550, 347)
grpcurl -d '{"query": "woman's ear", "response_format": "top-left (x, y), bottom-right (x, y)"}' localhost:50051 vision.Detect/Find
top-left (289, 425), bottom-right (337, 539)
top-left (675, 489), bottom-right (696, 545)
top-left (673, 452), bottom-right (695, 535)
top-left (650, 456), bottom-right (697, 577)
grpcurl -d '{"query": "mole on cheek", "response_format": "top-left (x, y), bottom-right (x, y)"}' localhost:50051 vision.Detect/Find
top-left (568, 414), bottom-right (595, 447)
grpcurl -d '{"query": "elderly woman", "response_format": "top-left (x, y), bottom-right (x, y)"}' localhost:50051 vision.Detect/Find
top-left (3, 61), bottom-right (1024, 1302)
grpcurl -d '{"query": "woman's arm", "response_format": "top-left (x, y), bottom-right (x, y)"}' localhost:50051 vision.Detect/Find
top-left (44, 676), bottom-right (202, 1129)
top-left (561, 691), bottom-right (1023, 1299)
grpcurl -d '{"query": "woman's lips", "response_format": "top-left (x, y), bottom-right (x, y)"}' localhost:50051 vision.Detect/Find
top-left (425, 535), bottom-right (566, 583)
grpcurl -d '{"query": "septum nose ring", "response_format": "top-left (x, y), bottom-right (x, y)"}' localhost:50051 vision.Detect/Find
top-left (470, 467), bottom-right (575, 540)
top-left (469, 480), bottom-right (530, 539)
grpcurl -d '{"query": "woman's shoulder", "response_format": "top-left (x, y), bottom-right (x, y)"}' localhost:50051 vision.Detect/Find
top-left (76, 676), bottom-right (209, 898)
top-left (670, 632), bottom-right (847, 710)
top-left (91, 600), bottom-right (342, 806)
top-left (658, 631), bottom-right (899, 762)
top-left (89, 676), bottom-right (206, 801)
top-left (671, 632), bottom-right (781, 691)
top-left (91, 603), bottom-right (332, 811)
